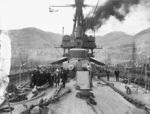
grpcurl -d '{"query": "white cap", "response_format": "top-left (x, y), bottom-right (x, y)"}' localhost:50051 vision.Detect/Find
top-left (56, 69), bottom-right (59, 72)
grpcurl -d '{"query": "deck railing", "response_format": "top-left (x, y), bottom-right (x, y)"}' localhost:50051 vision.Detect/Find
top-left (8, 72), bottom-right (30, 86)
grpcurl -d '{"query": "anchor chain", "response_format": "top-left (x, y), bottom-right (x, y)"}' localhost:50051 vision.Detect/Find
top-left (20, 84), bottom-right (71, 114)
top-left (100, 78), bottom-right (150, 113)
top-left (0, 107), bottom-right (14, 113)
top-left (76, 92), bottom-right (97, 105)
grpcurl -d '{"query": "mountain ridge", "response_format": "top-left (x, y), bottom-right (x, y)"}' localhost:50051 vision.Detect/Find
top-left (1, 27), bottom-right (149, 67)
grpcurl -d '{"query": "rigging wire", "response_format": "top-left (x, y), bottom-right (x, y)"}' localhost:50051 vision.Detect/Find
top-left (55, 46), bottom-right (63, 55)
top-left (41, 37), bottom-right (62, 56)
top-left (94, 49), bottom-right (101, 56)
top-left (86, 0), bottom-right (100, 31)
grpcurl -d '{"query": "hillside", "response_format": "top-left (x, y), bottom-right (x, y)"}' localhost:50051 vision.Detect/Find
top-left (134, 28), bottom-right (150, 64)
top-left (95, 28), bottom-right (150, 65)
top-left (2, 26), bottom-right (149, 69)
top-left (96, 32), bottom-right (133, 48)
top-left (134, 28), bottom-right (150, 53)
top-left (95, 32), bottom-right (134, 64)
top-left (8, 27), bottom-right (62, 68)
top-left (135, 28), bottom-right (150, 37)
top-left (9, 27), bottom-right (62, 49)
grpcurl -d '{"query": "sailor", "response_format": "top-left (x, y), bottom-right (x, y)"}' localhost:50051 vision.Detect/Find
top-left (30, 68), bottom-right (39, 88)
top-left (34, 67), bottom-right (47, 87)
top-left (47, 68), bottom-right (52, 86)
top-left (42, 67), bottom-right (49, 85)
top-left (51, 70), bottom-right (54, 87)
top-left (46, 68), bottom-right (51, 83)
top-left (28, 69), bottom-right (33, 87)
top-left (39, 68), bottom-right (44, 85)
top-left (60, 68), bottom-right (67, 88)
top-left (106, 68), bottom-right (110, 81)
top-left (35, 68), bottom-right (41, 86)
top-left (87, 63), bottom-right (93, 87)
top-left (115, 67), bottom-right (120, 82)
top-left (28, 69), bottom-right (33, 78)
top-left (64, 69), bottom-right (68, 82)
top-left (76, 59), bottom-right (82, 71)
top-left (126, 68), bottom-right (131, 84)
top-left (54, 69), bottom-right (60, 87)
top-left (31, 67), bottom-right (49, 88)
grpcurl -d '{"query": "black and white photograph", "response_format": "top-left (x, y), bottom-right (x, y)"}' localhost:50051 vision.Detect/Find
top-left (0, 0), bottom-right (150, 114)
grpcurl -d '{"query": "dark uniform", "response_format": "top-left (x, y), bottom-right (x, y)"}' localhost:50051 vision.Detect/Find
top-left (30, 69), bottom-right (40, 88)
top-left (61, 69), bottom-right (67, 88)
top-left (115, 68), bottom-right (120, 82)
top-left (29, 70), bottom-right (34, 88)
top-left (106, 70), bottom-right (110, 81)
top-left (36, 70), bottom-right (44, 86)
top-left (31, 68), bottom-right (50, 87)
top-left (54, 72), bottom-right (60, 87)
top-left (51, 73), bottom-right (54, 86)
top-left (47, 70), bottom-right (52, 86)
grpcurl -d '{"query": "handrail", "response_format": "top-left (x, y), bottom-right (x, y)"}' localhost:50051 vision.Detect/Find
top-left (8, 72), bottom-right (29, 85)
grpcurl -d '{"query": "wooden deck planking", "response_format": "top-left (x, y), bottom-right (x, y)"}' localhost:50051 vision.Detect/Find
top-left (45, 80), bottom-right (134, 114)
top-left (93, 84), bottom-right (132, 114)
top-left (1, 80), bottom-right (137, 114)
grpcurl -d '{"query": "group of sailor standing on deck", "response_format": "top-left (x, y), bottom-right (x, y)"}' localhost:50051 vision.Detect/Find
top-left (28, 66), bottom-right (68, 89)
top-left (105, 67), bottom-right (120, 82)
top-left (105, 64), bottom-right (150, 92)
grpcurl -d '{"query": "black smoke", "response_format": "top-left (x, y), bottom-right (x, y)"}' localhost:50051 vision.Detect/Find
top-left (83, 0), bottom-right (140, 31)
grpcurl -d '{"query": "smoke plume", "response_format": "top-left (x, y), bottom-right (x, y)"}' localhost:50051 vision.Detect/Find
top-left (84, 0), bottom-right (140, 31)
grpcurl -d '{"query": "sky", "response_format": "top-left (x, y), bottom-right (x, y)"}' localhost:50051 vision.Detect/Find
top-left (0, 0), bottom-right (150, 36)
